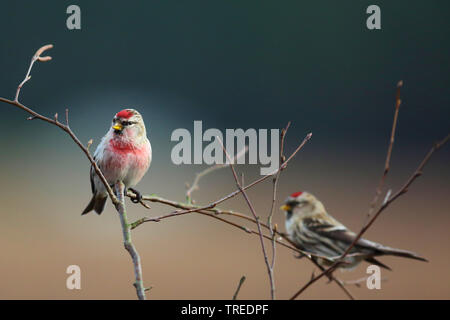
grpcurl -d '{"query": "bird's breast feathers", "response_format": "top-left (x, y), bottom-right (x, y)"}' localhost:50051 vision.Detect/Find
top-left (96, 137), bottom-right (151, 186)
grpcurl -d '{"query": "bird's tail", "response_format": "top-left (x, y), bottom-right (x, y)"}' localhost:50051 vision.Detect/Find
top-left (81, 193), bottom-right (107, 215)
top-left (376, 245), bottom-right (428, 262)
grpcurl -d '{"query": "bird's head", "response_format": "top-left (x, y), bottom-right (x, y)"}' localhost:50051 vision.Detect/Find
top-left (111, 109), bottom-right (147, 141)
top-left (280, 191), bottom-right (324, 220)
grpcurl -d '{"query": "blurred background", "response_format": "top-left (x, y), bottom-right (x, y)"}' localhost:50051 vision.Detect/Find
top-left (0, 1), bottom-right (449, 299)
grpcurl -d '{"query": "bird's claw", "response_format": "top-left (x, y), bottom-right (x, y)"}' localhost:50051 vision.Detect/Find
top-left (128, 188), bottom-right (142, 203)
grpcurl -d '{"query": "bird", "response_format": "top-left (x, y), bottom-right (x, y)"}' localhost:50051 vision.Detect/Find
top-left (280, 191), bottom-right (427, 270)
top-left (82, 109), bottom-right (152, 215)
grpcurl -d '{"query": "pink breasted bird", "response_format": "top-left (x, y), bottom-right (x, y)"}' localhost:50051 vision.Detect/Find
top-left (280, 191), bottom-right (427, 270)
top-left (82, 109), bottom-right (152, 215)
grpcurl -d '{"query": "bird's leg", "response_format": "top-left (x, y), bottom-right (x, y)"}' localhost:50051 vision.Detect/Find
top-left (128, 187), bottom-right (143, 203)
top-left (112, 184), bottom-right (119, 197)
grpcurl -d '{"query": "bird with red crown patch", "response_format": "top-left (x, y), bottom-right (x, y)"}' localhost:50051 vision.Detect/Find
top-left (82, 108), bottom-right (152, 215)
top-left (280, 191), bottom-right (427, 270)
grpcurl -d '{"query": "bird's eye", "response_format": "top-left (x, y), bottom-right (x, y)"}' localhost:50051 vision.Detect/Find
top-left (287, 200), bottom-right (299, 207)
top-left (122, 121), bottom-right (131, 126)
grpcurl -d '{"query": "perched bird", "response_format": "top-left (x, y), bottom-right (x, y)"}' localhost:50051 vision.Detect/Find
top-left (280, 191), bottom-right (427, 270)
top-left (82, 109), bottom-right (152, 215)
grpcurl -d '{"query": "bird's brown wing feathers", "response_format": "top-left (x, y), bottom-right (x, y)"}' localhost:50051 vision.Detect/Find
top-left (309, 219), bottom-right (427, 262)
top-left (301, 217), bottom-right (392, 258)
top-left (293, 217), bottom-right (351, 258)
top-left (89, 156), bottom-right (97, 194)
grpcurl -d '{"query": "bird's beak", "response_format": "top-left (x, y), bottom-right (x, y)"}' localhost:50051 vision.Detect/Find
top-left (112, 122), bottom-right (123, 131)
top-left (280, 204), bottom-right (291, 211)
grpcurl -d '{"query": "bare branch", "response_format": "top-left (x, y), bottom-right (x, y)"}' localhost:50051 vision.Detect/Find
top-left (267, 122), bottom-right (290, 273)
top-left (115, 181), bottom-right (146, 300)
top-left (0, 96), bottom-right (118, 204)
top-left (289, 262), bottom-right (344, 299)
top-left (15, 44), bottom-right (53, 102)
top-left (186, 146), bottom-right (248, 203)
top-left (216, 136), bottom-right (276, 300)
top-left (232, 276), bottom-right (246, 300)
top-left (1, 46), bottom-right (117, 205)
top-left (367, 80), bottom-right (403, 220)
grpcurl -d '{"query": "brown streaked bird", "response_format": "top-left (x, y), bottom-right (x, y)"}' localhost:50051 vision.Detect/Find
top-left (280, 191), bottom-right (427, 270)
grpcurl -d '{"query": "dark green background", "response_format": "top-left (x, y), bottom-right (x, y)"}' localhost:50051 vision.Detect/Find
top-left (1, 1), bottom-right (448, 152)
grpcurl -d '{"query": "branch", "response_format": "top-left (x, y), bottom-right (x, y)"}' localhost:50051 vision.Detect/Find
top-left (267, 122), bottom-right (290, 268)
top-left (217, 136), bottom-right (276, 299)
top-left (232, 276), bottom-right (246, 300)
top-left (289, 262), bottom-right (345, 299)
top-left (185, 146), bottom-right (248, 204)
top-left (367, 80), bottom-right (403, 220)
top-left (0, 45), bottom-right (117, 205)
top-left (115, 181), bottom-right (146, 300)
top-left (129, 192), bottom-right (305, 253)
top-left (15, 44), bottom-right (53, 102)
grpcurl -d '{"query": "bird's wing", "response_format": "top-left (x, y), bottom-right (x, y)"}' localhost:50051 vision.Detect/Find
top-left (305, 216), bottom-right (428, 263)
top-left (292, 217), bottom-right (349, 259)
top-left (309, 220), bottom-right (384, 257)
top-left (89, 156), bottom-right (96, 194)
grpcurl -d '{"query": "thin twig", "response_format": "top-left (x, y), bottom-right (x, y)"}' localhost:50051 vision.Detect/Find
top-left (217, 136), bottom-right (276, 300)
top-left (367, 80), bottom-right (403, 220)
top-left (186, 147), bottom-right (248, 203)
top-left (289, 262), bottom-right (344, 299)
top-left (266, 121), bottom-right (291, 298)
top-left (232, 276), bottom-right (246, 300)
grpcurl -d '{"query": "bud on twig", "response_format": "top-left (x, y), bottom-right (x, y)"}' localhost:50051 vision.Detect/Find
top-left (87, 139), bottom-right (93, 151)
top-left (34, 44), bottom-right (53, 62)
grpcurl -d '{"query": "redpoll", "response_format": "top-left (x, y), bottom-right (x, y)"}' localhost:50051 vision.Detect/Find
top-left (82, 109), bottom-right (152, 215)
top-left (280, 191), bottom-right (427, 270)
